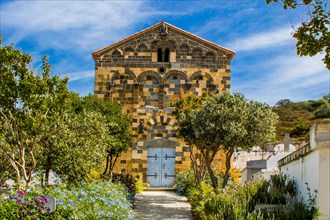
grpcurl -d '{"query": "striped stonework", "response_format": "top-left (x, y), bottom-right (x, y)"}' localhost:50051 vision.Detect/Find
top-left (93, 22), bottom-right (235, 186)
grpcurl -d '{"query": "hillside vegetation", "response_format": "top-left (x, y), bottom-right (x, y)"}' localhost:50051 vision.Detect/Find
top-left (273, 94), bottom-right (330, 142)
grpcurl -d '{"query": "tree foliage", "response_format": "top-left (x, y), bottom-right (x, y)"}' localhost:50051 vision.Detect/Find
top-left (81, 95), bottom-right (132, 181)
top-left (275, 99), bottom-right (293, 107)
top-left (266, 0), bottom-right (330, 69)
top-left (37, 97), bottom-right (110, 186)
top-left (0, 44), bottom-right (123, 189)
top-left (174, 93), bottom-right (277, 189)
top-left (0, 44), bottom-right (69, 190)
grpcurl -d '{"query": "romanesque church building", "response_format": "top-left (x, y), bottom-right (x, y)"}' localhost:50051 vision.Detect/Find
top-left (93, 22), bottom-right (235, 187)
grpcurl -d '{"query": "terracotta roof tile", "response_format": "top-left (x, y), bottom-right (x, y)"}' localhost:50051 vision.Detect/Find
top-left (92, 21), bottom-right (235, 60)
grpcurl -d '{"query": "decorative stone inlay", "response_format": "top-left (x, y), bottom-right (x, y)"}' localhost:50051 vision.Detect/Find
top-left (93, 21), bottom-right (233, 184)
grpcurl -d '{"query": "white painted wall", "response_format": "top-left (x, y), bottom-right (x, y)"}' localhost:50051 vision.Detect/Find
top-left (280, 123), bottom-right (330, 220)
top-left (280, 150), bottom-right (319, 204)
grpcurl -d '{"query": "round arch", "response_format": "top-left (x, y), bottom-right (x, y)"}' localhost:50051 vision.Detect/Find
top-left (189, 71), bottom-right (214, 83)
top-left (163, 70), bottom-right (188, 82)
top-left (137, 70), bottom-right (163, 84)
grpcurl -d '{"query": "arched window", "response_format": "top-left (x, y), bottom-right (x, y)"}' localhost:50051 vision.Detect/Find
top-left (112, 51), bottom-right (121, 59)
top-left (205, 52), bottom-right (215, 62)
top-left (180, 45), bottom-right (189, 54)
top-left (192, 48), bottom-right (202, 60)
top-left (164, 48), bottom-right (170, 62)
top-left (157, 48), bottom-right (162, 62)
top-left (125, 47), bottom-right (134, 53)
top-left (157, 48), bottom-right (170, 62)
top-left (138, 44), bottom-right (148, 52)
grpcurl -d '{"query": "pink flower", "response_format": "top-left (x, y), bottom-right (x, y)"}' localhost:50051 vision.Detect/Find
top-left (18, 191), bottom-right (23, 196)
top-left (16, 199), bottom-right (21, 204)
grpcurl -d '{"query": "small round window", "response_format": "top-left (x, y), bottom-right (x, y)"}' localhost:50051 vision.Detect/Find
top-left (158, 66), bottom-right (166, 74)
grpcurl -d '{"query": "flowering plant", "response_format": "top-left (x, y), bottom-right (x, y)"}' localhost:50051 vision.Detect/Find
top-left (46, 180), bottom-right (135, 219)
top-left (0, 191), bottom-right (52, 220)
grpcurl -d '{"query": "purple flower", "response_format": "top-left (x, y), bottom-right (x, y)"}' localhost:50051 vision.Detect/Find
top-left (18, 191), bottom-right (23, 196)
top-left (41, 195), bottom-right (48, 203)
top-left (0, 182), bottom-right (5, 186)
top-left (16, 199), bottom-right (21, 204)
top-left (19, 217), bottom-right (23, 220)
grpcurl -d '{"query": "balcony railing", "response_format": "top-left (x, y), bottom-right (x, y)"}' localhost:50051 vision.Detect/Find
top-left (278, 144), bottom-right (311, 167)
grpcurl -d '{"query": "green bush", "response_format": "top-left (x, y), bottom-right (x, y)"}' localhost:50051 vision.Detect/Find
top-left (110, 173), bottom-right (138, 201)
top-left (176, 170), bottom-right (196, 196)
top-left (47, 180), bottom-right (135, 219)
top-left (315, 104), bottom-right (330, 118)
top-left (0, 180), bottom-right (135, 219)
top-left (188, 181), bottom-right (214, 220)
top-left (0, 190), bottom-right (72, 220)
top-left (184, 172), bottom-right (320, 220)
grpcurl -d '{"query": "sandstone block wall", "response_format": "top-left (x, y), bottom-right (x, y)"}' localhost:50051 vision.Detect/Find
top-left (93, 22), bottom-right (234, 184)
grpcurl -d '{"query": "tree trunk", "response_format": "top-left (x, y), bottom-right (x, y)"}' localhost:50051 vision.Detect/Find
top-left (109, 154), bottom-right (119, 182)
top-left (11, 161), bottom-right (21, 191)
top-left (41, 172), bottom-right (44, 187)
top-left (222, 149), bottom-right (234, 188)
top-left (190, 146), bottom-right (206, 186)
top-left (103, 154), bottom-right (110, 176)
top-left (202, 149), bottom-right (218, 189)
top-left (45, 156), bottom-right (51, 186)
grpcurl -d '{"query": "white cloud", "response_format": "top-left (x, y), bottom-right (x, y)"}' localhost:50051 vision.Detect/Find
top-left (62, 70), bottom-right (94, 82)
top-left (2, 1), bottom-right (144, 31)
top-left (227, 27), bottom-right (295, 52)
top-left (232, 53), bottom-right (329, 105)
top-left (1, 1), bottom-right (151, 52)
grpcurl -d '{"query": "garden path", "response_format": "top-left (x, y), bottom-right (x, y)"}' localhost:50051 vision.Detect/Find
top-left (134, 190), bottom-right (193, 220)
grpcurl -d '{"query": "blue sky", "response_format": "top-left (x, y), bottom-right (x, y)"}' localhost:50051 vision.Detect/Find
top-left (1, 0), bottom-right (329, 106)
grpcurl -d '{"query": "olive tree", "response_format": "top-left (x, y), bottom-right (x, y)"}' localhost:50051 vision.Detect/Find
top-left (176, 93), bottom-right (277, 189)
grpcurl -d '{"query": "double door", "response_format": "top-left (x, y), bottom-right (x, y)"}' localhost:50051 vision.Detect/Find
top-left (147, 147), bottom-right (175, 187)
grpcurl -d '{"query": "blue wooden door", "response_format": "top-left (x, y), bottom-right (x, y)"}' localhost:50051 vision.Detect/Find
top-left (147, 147), bottom-right (162, 186)
top-left (147, 147), bottom-right (175, 187)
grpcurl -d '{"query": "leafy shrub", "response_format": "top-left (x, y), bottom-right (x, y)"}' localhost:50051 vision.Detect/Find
top-left (291, 123), bottom-right (310, 137)
top-left (0, 180), bottom-right (134, 219)
top-left (110, 173), bottom-right (138, 201)
top-left (188, 181), bottom-right (214, 220)
top-left (184, 173), bottom-right (320, 220)
top-left (315, 104), bottom-right (330, 118)
top-left (135, 178), bottom-right (144, 194)
top-left (46, 180), bottom-right (135, 219)
top-left (176, 170), bottom-right (196, 196)
top-left (0, 191), bottom-right (61, 220)
top-left (309, 99), bottom-right (327, 108)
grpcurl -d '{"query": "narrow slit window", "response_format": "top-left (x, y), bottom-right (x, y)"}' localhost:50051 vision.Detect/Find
top-left (164, 48), bottom-right (170, 62)
top-left (157, 48), bottom-right (162, 62)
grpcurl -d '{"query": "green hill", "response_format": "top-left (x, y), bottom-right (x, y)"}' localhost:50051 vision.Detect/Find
top-left (273, 94), bottom-right (330, 142)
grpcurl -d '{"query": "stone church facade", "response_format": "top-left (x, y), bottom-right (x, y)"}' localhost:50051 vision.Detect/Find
top-left (93, 22), bottom-right (235, 187)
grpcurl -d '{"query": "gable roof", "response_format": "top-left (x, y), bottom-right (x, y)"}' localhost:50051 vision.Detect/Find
top-left (92, 21), bottom-right (235, 60)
